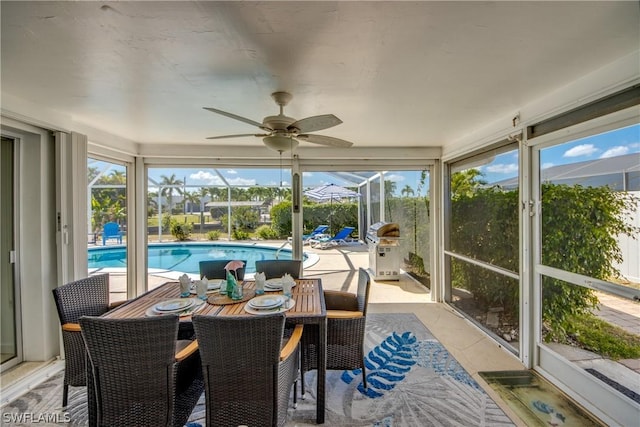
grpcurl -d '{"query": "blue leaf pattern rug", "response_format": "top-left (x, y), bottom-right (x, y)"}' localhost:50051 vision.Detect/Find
top-left (1, 313), bottom-right (513, 427)
top-left (273, 313), bottom-right (514, 426)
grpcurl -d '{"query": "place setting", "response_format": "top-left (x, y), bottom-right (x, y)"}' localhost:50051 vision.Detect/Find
top-left (244, 294), bottom-right (295, 315)
top-left (189, 279), bottom-right (224, 295)
top-left (245, 272), bottom-right (296, 314)
top-left (260, 273), bottom-right (297, 293)
top-left (145, 297), bottom-right (206, 317)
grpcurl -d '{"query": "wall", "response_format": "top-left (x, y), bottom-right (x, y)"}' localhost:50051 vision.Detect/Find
top-left (615, 190), bottom-right (640, 282)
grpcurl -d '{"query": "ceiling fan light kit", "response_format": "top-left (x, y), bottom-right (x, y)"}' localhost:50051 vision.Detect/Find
top-left (204, 91), bottom-right (354, 152)
top-left (263, 135), bottom-right (299, 153)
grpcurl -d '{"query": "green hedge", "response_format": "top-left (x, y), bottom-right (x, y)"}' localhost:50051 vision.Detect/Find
top-left (451, 182), bottom-right (638, 339)
top-left (270, 201), bottom-right (358, 238)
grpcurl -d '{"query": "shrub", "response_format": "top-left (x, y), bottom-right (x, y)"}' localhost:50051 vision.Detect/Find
top-left (231, 229), bottom-right (250, 240)
top-left (450, 178), bottom-right (638, 343)
top-left (161, 214), bottom-right (173, 233)
top-left (540, 184), bottom-right (637, 340)
top-left (270, 200), bottom-right (359, 237)
top-left (206, 230), bottom-right (220, 240)
top-left (170, 221), bottom-right (192, 241)
top-left (256, 225), bottom-right (279, 240)
top-left (270, 201), bottom-right (292, 237)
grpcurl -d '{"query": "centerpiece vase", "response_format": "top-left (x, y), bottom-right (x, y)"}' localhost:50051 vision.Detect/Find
top-left (225, 270), bottom-right (237, 297)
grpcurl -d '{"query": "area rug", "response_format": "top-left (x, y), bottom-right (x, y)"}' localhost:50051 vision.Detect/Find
top-left (1, 313), bottom-right (513, 427)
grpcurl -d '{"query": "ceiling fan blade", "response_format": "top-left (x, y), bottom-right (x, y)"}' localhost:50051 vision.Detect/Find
top-left (296, 134), bottom-right (353, 148)
top-left (288, 114), bottom-right (342, 133)
top-left (203, 107), bottom-right (267, 130)
top-left (206, 133), bottom-right (267, 140)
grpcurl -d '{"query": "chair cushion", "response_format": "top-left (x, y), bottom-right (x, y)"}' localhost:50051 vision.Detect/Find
top-left (324, 290), bottom-right (359, 311)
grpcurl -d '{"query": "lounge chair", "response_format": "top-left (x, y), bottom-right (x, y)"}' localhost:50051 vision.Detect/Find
top-left (309, 226), bottom-right (356, 249)
top-left (302, 225), bottom-right (329, 243)
top-left (102, 221), bottom-right (123, 245)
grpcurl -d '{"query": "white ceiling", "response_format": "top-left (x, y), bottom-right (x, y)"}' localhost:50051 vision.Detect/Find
top-left (1, 1), bottom-right (639, 152)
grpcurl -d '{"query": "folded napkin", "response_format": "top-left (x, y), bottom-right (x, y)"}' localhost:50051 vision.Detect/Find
top-left (281, 273), bottom-right (295, 297)
top-left (281, 273), bottom-right (295, 286)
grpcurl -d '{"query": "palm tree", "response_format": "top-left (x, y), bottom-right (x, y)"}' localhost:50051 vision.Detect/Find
top-left (208, 187), bottom-right (223, 202)
top-left (147, 191), bottom-right (159, 217)
top-left (159, 174), bottom-right (184, 213)
top-left (183, 191), bottom-right (199, 215)
top-left (401, 185), bottom-right (415, 198)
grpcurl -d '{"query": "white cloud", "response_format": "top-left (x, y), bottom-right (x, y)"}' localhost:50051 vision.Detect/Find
top-left (226, 169), bottom-right (237, 174)
top-left (189, 171), bottom-right (224, 185)
top-left (302, 172), bottom-right (313, 177)
top-left (227, 177), bottom-right (256, 186)
top-left (268, 181), bottom-right (290, 186)
top-left (563, 144), bottom-right (598, 158)
top-left (486, 163), bottom-right (518, 174)
top-left (600, 146), bottom-right (629, 158)
top-left (541, 162), bottom-right (555, 170)
top-left (385, 174), bottom-right (405, 182)
top-left (630, 142), bottom-right (640, 149)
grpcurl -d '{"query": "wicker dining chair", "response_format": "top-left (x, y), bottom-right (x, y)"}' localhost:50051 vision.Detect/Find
top-left (52, 274), bottom-right (113, 407)
top-left (79, 315), bottom-right (204, 427)
top-left (192, 313), bottom-right (303, 427)
top-left (199, 259), bottom-right (246, 280)
top-left (254, 259), bottom-right (303, 279)
top-left (301, 267), bottom-right (371, 395)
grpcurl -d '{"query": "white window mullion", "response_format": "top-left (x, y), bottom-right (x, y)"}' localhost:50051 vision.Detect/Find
top-left (55, 131), bottom-right (88, 284)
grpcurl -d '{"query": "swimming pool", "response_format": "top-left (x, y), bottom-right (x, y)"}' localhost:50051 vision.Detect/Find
top-left (88, 243), bottom-right (310, 275)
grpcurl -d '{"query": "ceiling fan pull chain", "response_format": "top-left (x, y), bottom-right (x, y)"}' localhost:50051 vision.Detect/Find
top-left (279, 151), bottom-right (283, 188)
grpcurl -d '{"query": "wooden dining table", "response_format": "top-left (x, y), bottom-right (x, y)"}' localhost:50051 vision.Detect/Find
top-left (104, 278), bottom-right (328, 424)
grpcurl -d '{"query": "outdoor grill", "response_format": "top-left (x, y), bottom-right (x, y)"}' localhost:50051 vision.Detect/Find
top-left (366, 222), bottom-right (400, 280)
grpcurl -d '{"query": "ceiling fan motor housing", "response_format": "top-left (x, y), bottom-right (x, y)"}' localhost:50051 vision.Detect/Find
top-left (262, 115), bottom-right (297, 133)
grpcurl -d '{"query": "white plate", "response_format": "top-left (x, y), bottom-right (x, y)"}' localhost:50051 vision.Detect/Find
top-left (146, 298), bottom-right (205, 317)
top-left (264, 279), bottom-right (297, 290)
top-left (154, 298), bottom-right (194, 312)
top-left (244, 298), bottom-right (295, 315)
top-left (264, 278), bottom-right (283, 289)
top-left (248, 295), bottom-right (285, 309)
top-left (190, 279), bottom-right (224, 294)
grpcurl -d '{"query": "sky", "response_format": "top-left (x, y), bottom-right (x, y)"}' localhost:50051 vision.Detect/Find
top-left (479, 123), bottom-right (639, 184)
top-left (90, 123), bottom-right (639, 194)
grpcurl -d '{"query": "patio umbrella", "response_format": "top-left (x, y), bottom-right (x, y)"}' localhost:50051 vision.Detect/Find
top-left (304, 184), bottom-right (360, 233)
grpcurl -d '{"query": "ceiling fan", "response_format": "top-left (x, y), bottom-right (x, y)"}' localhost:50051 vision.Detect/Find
top-left (204, 91), bottom-right (354, 152)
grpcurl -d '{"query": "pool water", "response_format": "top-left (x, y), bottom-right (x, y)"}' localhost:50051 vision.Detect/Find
top-left (88, 243), bottom-right (297, 275)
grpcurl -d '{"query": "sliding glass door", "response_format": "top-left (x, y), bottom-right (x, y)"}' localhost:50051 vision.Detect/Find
top-left (534, 122), bottom-right (640, 423)
top-left (1, 136), bottom-right (20, 370)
